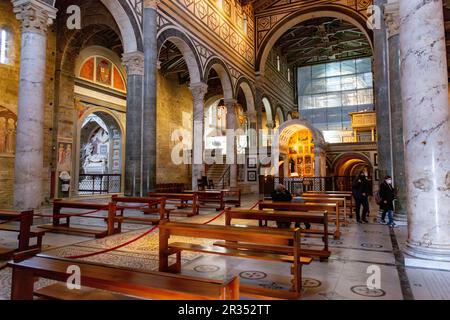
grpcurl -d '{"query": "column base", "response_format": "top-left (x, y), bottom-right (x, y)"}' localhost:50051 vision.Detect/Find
top-left (404, 242), bottom-right (450, 271)
top-left (393, 212), bottom-right (407, 225)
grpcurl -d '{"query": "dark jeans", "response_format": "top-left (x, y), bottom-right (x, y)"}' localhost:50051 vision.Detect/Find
top-left (354, 196), bottom-right (369, 221)
top-left (276, 222), bottom-right (311, 229)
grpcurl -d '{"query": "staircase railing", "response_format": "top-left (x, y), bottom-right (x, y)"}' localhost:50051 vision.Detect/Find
top-left (218, 165), bottom-right (231, 189)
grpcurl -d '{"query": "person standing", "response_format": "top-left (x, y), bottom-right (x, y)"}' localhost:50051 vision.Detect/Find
top-left (379, 175), bottom-right (397, 227)
top-left (352, 171), bottom-right (370, 224)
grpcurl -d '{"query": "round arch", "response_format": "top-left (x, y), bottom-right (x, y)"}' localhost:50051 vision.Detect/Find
top-left (74, 107), bottom-right (126, 195)
top-left (100, 0), bottom-right (141, 53)
top-left (275, 106), bottom-right (285, 128)
top-left (332, 152), bottom-right (373, 177)
top-left (235, 77), bottom-right (256, 114)
top-left (157, 28), bottom-right (202, 84)
top-left (204, 57), bottom-right (234, 100)
top-left (256, 5), bottom-right (373, 74)
top-left (262, 96), bottom-right (274, 126)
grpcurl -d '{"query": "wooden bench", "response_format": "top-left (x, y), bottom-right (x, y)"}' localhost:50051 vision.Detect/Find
top-left (197, 191), bottom-right (225, 211)
top-left (159, 220), bottom-right (312, 299)
top-left (258, 200), bottom-right (342, 240)
top-left (304, 192), bottom-right (353, 218)
top-left (223, 209), bottom-right (330, 261)
top-left (8, 254), bottom-right (239, 300)
top-left (0, 210), bottom-right (46, 260)
top-left (148, 192), bottom-right (198, 217)
top-left (155, 183), bottom-right (185, 193)
top-left (223, 189), bottom-right (241, 207)
top-left (38, 200), bottom-right (115, 238)
top-left (299, 196), bottom-right (348, 225)
top-left (110, 196), bottom-right (168, 232)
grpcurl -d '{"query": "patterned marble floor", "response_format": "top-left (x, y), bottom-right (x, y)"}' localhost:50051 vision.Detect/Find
top-left (1, 194), bottom-right (450, 300)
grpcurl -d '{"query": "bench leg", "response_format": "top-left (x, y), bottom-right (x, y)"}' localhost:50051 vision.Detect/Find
top-left (11, 268), bottom-right (35, 300)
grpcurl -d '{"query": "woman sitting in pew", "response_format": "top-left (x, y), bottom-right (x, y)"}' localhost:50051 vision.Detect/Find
top-left (271, 184), bottom-right (311, 230)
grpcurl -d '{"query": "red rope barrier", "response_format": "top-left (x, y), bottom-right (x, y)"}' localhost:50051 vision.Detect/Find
top-left (0, 215), bottom-right (22, 225)
top-left (33, 207), bottom-right (109, 219)
top-left (65, 225), bottom-right (159, 259)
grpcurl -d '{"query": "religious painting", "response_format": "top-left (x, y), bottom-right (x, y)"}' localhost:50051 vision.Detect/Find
top-left (247, 156), bottom-right (257, 168)
top-left (247, 170), bottom-right (257, 182)
top-left (0, 106), bottom-right (16, 154)
top-left (57, 142), bottom-right (72, 172)
top-left (113, 67), bottom-right (126, 92)
top-left (96, 58), bottom-right (112, 86)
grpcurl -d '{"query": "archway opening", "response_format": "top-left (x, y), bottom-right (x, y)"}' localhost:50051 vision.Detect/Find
top-left (77, 111), bottom-right (122, 194)
top-left (333, 153), bottom-right (373, 191)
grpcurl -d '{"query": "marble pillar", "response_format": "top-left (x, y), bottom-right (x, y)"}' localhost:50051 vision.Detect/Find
top-left (190, 82), bottom-right (208, 191)
top-left (123, 52), bottom-right (144, 196)
top-left (12, 0), bottom-right (57, 210)
top-left (384, 0), bottom-right (407, 222)
top-left (374, 0), bottom-right (393, 180)
top-left (225, 99), bottom-right (238, 188)
top-left (400, 0), bottom-right (450, 269)
top-left (142, 0), bottom-right (159, 194)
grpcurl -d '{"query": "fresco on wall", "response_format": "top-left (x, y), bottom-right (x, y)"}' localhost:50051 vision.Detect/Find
top-left (0, 106), bottom-right (17, 155)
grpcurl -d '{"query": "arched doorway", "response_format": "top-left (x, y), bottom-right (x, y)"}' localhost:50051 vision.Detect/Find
top-left (332, 153), bottom-right (373, 192)
top-left (77, 111), bottom-right (123, 195)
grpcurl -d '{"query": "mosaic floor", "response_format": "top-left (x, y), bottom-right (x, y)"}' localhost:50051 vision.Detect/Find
top-left (1, 195), bottom-right (450, 300)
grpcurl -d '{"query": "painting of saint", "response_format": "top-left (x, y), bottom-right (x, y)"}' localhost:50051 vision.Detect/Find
top-left (96, 58), bottom-right (112, 86)
top-left (58, 142), bottom-right (72, 171)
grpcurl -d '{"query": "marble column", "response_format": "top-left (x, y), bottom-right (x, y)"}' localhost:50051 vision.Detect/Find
top-left (190, 82), bottom-right (208, 191)
top-left (384, 0), bottom-right (407, 222)
top-left (225, 99), bottom-right (238, 188)
top-left (400, 0), bottom-right (450, 269)
top-left (314, 147), bottom-right (327, 177)
top-left (247, 110), bottom-right (257, 153)
top-left (374, 0), bottom-right (393, 180)
top-left (12, 0), bottom-right (57, 210)
top-left (142, 0), bottom-right (159, 194)
top-left (122, 52), bottom-right (144, 196)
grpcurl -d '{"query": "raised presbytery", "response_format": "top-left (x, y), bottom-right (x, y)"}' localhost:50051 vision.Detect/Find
top-left (0, 0), bottom-right (449, 301)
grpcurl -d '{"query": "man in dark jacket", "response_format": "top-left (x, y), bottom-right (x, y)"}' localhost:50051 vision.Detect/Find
top-left (379, 175), bottom-right (396, 227)
top-left (352, 171), bottom-right (370, 224)
top-left (271, 184), bottom-right (292, 228)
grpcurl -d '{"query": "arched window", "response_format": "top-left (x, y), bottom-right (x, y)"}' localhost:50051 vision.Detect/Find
top-left (243, 14), bottom-right (248, 35)
top-left (78, 55), bottom-right (126, 92)
top-left (0, 29), bottom-right (10, 65)
top-left (288, 68), bottom-right (291, 82)
top-left (276, 55), bottom-right (280, 71)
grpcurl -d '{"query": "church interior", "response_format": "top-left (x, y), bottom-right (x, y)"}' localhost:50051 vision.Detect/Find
top-left (0, 0), bottom-right (450, 301)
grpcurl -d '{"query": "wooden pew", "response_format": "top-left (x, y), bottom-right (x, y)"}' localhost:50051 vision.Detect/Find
top-left (258, 200), bottom-right (342, 240)
top-left (223, 189), bottom-right (241, 207)
top-left (38, 200), bottom-right (115, 238)
top-left (148, 192), bottom-right (198, 217)
top-left (110, 196), bottom-right (168, 233)
top-left (223, 208), bottom-right (330, 261)
top-left (159, 220), bottom-right (312, 300)
top-left (304, 191), bottom-right (353, 218)
top-left (8, 254), bottom-right (239, 300)
top-left (197, 191), bottom-right (225, 211)
top-left (0, 210), bottom-right (46, 260)
top-left (299, 196), bottom-right (348, 225)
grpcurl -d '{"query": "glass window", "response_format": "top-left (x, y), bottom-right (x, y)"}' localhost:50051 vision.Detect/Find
top-left (341, 75), bottom-right (357, 91)
top-left (327, 92), bottom-right (342, 108)
top-left (311, 64), bottom-right (326, 78)
top-left (356, 58), bottom-right (371, 73)
top-left (300, 95), bottom-right (312, 109)
top-left (326, 62), bottom-right (341, 77)
top-left (357, 89), bottom-right (373, 105)
top-left (311, 78), bottom-right (326, 94)
top-left (341, 59), bottom-right (355, 75)
top-left (357, 72), bottom-right (373, 89)
top-left (326, 77), bottom-right (341, 92)
top-left (312, 94), bottom-right (328, 109)
top-left (342, 90), bottom-right (358, 106)
top-left (0, 29), bottom-right (9, 65)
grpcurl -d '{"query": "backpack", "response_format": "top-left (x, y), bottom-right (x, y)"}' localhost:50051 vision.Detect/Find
top-left (374, 191), bottom-right (382, 205)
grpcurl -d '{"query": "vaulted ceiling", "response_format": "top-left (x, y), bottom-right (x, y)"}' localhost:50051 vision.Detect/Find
top-left (274, 17), bottom-right (372, 68)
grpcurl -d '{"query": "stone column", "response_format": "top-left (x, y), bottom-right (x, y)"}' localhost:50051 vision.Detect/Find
top-left (400, 0), bottom-right (450, 269)
top-left (12, 0), bottom-right (57, 210)
top-left (247, 110), bottom-right (257, 153)
top-left (190, 82), bottom-right (208, 191)
top-left (374, 0), bottom-right (393, 180)
top-left (225, 99), bottom-right (238, 188)
top-left (122, 51), bottom-right (144, 196)
top-left (142, 0), bottom-right (159, 194)
top-left (384, 0), bottom-right (407, 222)
top-left (314, 147), bottom-right (327, 177)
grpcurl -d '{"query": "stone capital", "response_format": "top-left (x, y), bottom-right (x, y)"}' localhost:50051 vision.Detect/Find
top-left (122, 51), bottom-right (144, 76)
top-left (247, 110), bottom-right (257, 122)
top-left (224, 99), bottom-right (237, 108)
top-left (12, 0), bottom-right (57, 35)
top-left (144, 0), bottom-right (160, 9)
top-left (189, 82), bottom-right (208, 103)
top-left (383, 0), bottom-right (399, 38)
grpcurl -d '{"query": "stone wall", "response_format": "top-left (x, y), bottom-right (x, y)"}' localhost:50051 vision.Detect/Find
top-left (156, 72), bottom-right (193, 185)
top-left (0, 2), bottom-right (56, 207)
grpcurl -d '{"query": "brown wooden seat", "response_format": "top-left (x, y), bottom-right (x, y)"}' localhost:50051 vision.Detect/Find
top-left (159, 220), bottom-right (311, 300)
top-left (0, 210), bottom-right (45, 260)
top-left (258, 200), bottom-right (342, 240)
top-left (38, 200), bottom-right (115, 238)
top-left (148, 192), bottom-right (198, 216)
top-left (9, 254), bottom-right (239, 300)
top-left (223, 209), bottom-right (330, 261)
top-left (34, 283), bottom-right (142, 300)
